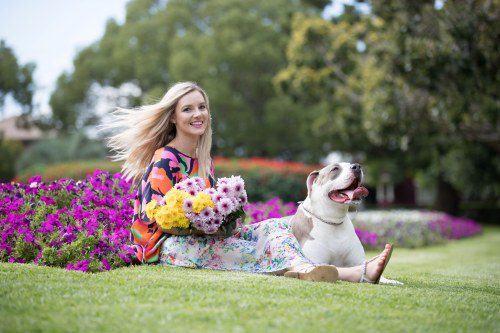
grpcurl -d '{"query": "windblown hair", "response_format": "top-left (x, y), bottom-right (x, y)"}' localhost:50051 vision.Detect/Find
top-left (103, 82), bottom-right (213, 183)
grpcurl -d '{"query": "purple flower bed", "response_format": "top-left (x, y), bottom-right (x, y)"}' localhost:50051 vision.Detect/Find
top-left (1, 176), bottom-right (483, 272)
top-left (245, 198), bottom-right (482, 249)
top-left (245, 197), bottom-right (379, 247)
top-left (351, 210), bottom-right (483, 248)
top-left (429, 214), bottom-right (482, 240)
top-left (0, 170), bottom-right (135, 272)
top-left (245, 197), bottom-right (298, 223)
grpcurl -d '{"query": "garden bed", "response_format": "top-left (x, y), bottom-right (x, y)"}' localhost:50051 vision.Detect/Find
top-left (1, 171), bottom-right (482, 273)
top-left (245, 198), bottom-right (482, 249)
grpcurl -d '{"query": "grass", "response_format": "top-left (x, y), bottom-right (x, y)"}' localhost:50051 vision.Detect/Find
top-left (1, 228), bottom-right (499, 333)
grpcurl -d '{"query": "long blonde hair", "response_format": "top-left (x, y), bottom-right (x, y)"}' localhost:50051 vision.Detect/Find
top-left (104, 82), bottom-right (213, 183)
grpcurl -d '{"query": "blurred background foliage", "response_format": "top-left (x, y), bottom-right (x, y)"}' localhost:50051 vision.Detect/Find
top-left (14, 157), bottom-right (316, 204)
top-left (14, 133), bottom-right (107, 172)
top-left (0, 0), bottom-right (498, 221)
top-left (0, 41), bottom-right (35, 115)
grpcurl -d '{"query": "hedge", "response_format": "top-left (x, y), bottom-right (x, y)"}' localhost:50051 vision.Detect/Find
top-left (15, 157), bottom-right (321, 203)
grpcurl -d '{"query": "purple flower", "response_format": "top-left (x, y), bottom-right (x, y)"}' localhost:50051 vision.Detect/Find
top-left (182, 198), bottom-right (194, 213)
top-left (217, 198), bottom-right (234, 215)
top-left (74, 260), bottom-right (90, 272)
top-left (355, 228), bottom-right (378, 247)
top-left (267, 207), bottom-right (282, 219)
top-left (41, 196), bottom-right (56, 205)
top-left (101, 258), bottom-right (111, 271)
top-left (218, 185), bottom-right (231, 196)
top-left (29, 175), bottom-right (42, 184)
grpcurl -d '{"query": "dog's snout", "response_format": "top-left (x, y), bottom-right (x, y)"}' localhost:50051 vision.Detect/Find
top-left (351, 163), bottom-right (362, 179)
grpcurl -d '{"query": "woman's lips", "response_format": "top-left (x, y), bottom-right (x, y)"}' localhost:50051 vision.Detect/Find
top-left (190, 121), bottom-right (204, 128)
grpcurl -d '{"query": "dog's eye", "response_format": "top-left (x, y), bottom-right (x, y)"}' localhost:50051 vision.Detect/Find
top-left (331, 167), bottom-right (339, 172)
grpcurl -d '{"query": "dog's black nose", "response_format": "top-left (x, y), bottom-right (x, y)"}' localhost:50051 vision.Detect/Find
top-left (351, 163), bottom-right (362, 179)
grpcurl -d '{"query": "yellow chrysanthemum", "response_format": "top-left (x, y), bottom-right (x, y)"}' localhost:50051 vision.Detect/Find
top-left (165, 188), bottom-right (191, 204)
top-left (154, 189), bottom-right (192, 230)
top-left (192, 192), bottom-right (214, 213)
top-left (145, 199), bottom-right (158, 220)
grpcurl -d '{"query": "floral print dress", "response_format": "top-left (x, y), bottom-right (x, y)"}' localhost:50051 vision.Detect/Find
top-left (130, 146), bottom-right (214, 263)
top-left (132, 146), bottom-right (313, 273)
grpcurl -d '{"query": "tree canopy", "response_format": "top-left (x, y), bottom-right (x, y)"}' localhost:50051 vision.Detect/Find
top-left (47, 0), bottom-right (499, 212)
top-left (275, 1), bottom-right (499, 210)
top-left (49, 0), bottom-right (323, 160)
top-left (0, 40), bottom-right (36, 115)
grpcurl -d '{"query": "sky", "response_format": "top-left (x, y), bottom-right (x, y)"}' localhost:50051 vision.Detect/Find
top-left (0, 0), bottom-right (364, 121)
top-left (0, 0), bottom-right (129, 119)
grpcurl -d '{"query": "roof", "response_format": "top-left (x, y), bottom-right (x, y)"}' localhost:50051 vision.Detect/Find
top-left (0, 115), bottom-right (48, 141)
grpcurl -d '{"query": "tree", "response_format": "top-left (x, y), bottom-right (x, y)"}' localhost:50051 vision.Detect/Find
top-left (0, 40), bottom-right (36, 115)
top-left (48, 0), bottom-right (323, 160)
top-left (370, 0), bottom-right (499, 211)
top-left (275, 1), bottom-right (499, 213)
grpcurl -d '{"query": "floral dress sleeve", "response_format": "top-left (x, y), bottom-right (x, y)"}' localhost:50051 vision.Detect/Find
top-left (130, 148), bottom-right (180, 264)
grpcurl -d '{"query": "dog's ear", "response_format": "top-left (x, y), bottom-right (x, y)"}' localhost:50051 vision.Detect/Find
top-left (306, 170), bottom-right (319, 195)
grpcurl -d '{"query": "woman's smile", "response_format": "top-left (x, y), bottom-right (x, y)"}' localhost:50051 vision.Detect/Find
top-left (190, 120), bottom-right (204, 129)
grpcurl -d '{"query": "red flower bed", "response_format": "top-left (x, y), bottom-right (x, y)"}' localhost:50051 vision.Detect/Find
top-left (214, 156), bottom-right (320, 175)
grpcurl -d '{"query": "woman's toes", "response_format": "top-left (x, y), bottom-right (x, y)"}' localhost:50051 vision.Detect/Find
top-left (367, 245), bottom-right (391, 281)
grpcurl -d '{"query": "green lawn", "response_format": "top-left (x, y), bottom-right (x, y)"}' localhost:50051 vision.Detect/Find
top-left (1, 228), bottom-right (499, 333)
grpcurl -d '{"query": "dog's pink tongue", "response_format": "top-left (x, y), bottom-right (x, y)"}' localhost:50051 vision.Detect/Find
top-left (345, 186), bottom-right (369, 200)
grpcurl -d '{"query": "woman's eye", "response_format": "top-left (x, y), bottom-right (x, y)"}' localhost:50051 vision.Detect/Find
top-left (183, 108), bottom-right (191, 112)
top-left (200, 105), bottom-right (206, 110)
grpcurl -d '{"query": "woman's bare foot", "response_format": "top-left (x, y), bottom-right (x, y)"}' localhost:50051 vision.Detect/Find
top-left (337, 244), bottom-right (393, 283)
top-left (362, 244), bottom-right (392, 283)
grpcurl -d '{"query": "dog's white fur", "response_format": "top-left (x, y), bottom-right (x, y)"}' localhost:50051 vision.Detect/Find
top-left (290, 162), bottom-right (401, 284)
top-left (290, 162), bottom-right (366, 267)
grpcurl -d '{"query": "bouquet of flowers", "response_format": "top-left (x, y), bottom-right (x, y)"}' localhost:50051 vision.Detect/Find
top-left (145, 176), bottom-right (247, 235)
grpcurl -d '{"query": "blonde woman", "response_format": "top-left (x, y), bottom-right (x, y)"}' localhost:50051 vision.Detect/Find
top-left (106, 81), bottom-right (392, 283)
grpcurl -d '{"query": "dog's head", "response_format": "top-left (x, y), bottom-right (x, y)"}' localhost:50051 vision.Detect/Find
top-left (307, 162), bottom-right (369, 206)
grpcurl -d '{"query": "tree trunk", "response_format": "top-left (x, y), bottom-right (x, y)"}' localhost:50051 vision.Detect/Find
top-left (434, 176), bottom-right (461, 214)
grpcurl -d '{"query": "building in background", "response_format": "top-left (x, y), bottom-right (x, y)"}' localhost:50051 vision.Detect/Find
top-left (0, 115), bottom-right (54, 147)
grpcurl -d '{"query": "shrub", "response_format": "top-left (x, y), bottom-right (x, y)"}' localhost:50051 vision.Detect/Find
top-left (0, 171), bottom-right (135, 272)
top-left (214, 157), bottom-right (319, 203)
top-left (0, 139), bottom-right (23, 182)
top-left (15, 133), bottom-right (107, 173)
top-left (17, 160), bottom-right (121, 183)
top-left (17, 157), bottom-right (320, 203)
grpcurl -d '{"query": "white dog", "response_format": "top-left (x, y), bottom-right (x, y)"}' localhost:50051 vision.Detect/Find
top-left (289, 162), bottom-right (400, 284)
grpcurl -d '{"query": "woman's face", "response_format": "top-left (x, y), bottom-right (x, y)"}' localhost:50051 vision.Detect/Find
top-left (172, 90), bottom-right (209, 139)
